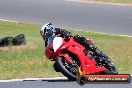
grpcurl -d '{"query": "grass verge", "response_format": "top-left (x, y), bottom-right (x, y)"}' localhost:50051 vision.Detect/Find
top-left (0, 21), bottom-right (132, 79)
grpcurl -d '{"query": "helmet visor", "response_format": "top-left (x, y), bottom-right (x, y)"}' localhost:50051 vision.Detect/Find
top-left (44, 26), bottom-right (55, 40)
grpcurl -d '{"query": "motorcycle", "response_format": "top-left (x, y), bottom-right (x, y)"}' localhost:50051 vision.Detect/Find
top-left (45, 36), bottom-right (118, 81)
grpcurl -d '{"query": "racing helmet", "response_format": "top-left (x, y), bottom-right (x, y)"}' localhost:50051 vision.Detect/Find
top-left (40, 23), bottom-right (55, 41)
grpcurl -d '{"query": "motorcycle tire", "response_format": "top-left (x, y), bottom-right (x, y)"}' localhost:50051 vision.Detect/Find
top-left (55, 57), bottom-right (77, 81)
top-left (103, 64), bottom-right (118, 75)
top-left (53, 62), bottom-right (60, 72)
top-left (99, 54), bottom-right (118, 75)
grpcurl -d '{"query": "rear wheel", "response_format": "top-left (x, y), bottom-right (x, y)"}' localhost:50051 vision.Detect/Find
top-left (55, 56), bottom-right (79, 81)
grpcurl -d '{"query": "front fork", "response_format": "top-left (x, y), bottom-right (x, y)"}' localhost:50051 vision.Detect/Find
top-left (59, 54), bottom-right (73, 65)
top-left (59, 53), bottom-right (78, 74)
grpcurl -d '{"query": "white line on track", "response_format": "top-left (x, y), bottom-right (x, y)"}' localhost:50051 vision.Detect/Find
top-left (71, 29), bottom-right (132, 38)
top-left (0, 18), bottom-right (132, 37)
top-left (0, 19), bottom-right (19, 23)
top-left (66, 0), bottom-right (132, 7)
top-left (0, 77), bottom-right (68, 82)
top-left (0, 76), bottom-right (131, 82)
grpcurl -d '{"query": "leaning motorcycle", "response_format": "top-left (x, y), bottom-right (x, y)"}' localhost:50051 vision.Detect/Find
top-left (45, 36), bottom-right (118, 81)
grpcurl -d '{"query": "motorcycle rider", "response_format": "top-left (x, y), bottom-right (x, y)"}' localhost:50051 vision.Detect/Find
top-left (40, 23), bottom-right (102, 55)
top-left (40, 23), bottom-right (72, 47)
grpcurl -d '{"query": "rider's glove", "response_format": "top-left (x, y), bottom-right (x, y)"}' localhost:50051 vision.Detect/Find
top-left (63, 31), bottom-right (72, 39)
top-left (93, 47), bottom-right (103, 56)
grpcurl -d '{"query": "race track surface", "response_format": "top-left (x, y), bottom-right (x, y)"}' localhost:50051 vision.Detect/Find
top-left (0, 77), bottom-right (131, 88)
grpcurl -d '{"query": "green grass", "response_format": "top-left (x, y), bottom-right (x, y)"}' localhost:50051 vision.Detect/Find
top-left (81, 0), bottom-right (132, 3)
top-left (0, 21), bottom-right (132, 79)
top-left (0, 21), bottom-right (63, 79)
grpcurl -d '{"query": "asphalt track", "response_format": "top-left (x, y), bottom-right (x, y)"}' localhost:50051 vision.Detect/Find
top-left (0, 0), bottom-right (132, 36)
top-left (0, 77), bottom-right (131, 88)
top-left (0, 0), bottom-right (132, 88)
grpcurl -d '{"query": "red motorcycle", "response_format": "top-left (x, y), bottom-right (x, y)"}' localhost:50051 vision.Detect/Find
top-left (45, 36), bottom-right (118, 80)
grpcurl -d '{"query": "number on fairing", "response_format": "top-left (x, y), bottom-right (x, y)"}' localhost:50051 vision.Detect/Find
top-left (53, 37), bottom-right (63, 52)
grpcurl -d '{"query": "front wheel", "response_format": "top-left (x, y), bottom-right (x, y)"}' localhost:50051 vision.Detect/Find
top-left (103, 63), bottom-right (118, 74)
top-left (100, 59), bottom-right (118, 74)
top-left (55, 57), bottom-right (79, 81)
top-left (96, 54), bottom-right (118, 75)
